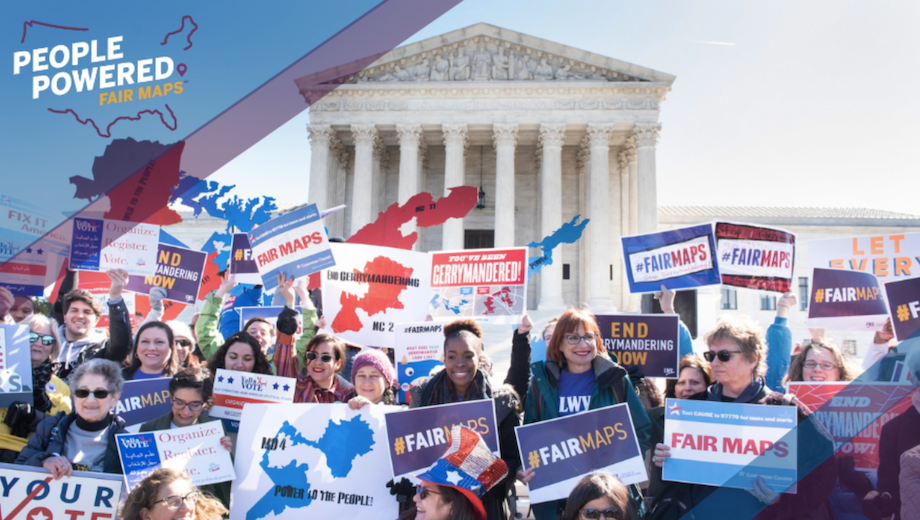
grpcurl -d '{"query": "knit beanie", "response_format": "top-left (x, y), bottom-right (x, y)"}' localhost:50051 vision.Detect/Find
top-left (351, 348), bottom-right (397, 388)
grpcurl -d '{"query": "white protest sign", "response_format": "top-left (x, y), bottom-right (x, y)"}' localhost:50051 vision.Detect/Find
top-left (808, 232), bottom-right (920, 284)
top-left (394, 322), bottom-right (445, 404)
top-left (210, 369), bottom-right (296, 421)
top-left (0, 462), bottom-right (122, 520)
top-left (70, 218), bottom-right (159, 276)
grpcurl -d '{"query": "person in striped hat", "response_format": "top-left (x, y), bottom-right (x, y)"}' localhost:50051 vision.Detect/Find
top-left (402, 425), bottom-right (509, 520)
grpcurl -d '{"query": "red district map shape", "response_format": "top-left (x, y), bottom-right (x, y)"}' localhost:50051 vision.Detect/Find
top-left (331, 256), bottom-right (415, 334)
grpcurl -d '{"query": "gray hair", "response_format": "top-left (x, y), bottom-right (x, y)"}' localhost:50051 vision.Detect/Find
top-left (68, 358), bottom-right (125, 395)
top-left (704, 315), bottom-right (768, 379)
top-left (24, 314), bottom-right (63, 362)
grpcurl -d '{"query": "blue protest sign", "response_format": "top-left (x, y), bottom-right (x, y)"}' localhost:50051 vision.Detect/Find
top-left (807, 268), bottom-right (888, 331)
top-left (0, 324), bottom-right (33, 408)
top-left (596, 314), bottom-right (680, 378)
top-left (622, 224), bottom-right (720, 293)
top-left (114, 378), bottom-right (172, 432)
top-left (662, 399), bottom-right (797, 493)
top-left (515, 403), bottom-right (647, 504)
top-left (70, 218), bottom-right (104, 271)
top-left (385, 400), bottom-right (499, 478)
top-left (116, 432), bottom-right (162, 490)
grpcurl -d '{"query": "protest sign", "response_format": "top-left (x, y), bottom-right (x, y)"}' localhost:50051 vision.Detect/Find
top-left (231, 403), bottom-right (398, 520)
top-left (0, 462), bottom-right (122, 520)
top-left (809, 232), bottom-right (920, 284)
top-left (807, 268), bottom-right (888, 331)
top-left (0, 245), bottom-right (48, 296)
top-left (124, 243), bottom-right (206, 304)
top-left (394, 322), bottom-right (444, 404)
top-left (662, 398), bottom-right (797, 493)
top-left (714, 222), bottom-right (795, 293)
top-left (247, 203), bottom-right (335, 292)
top-left (596, 314), bottom-right (680, 379)
top-left (114, 377), bottom-right (172, 433)
top-left (0, 324), bottom-right (33, 408)
top-left (322, 243), bottom-right (432, 348)
top-left (229, 232), bottom-right (263, 284)
top-left (0, 194), bottom-right (70, 295)
top-left (117, 422), bottom-right (235, 491)
top-left (210, 369), bottom-right (296, 421)
top-left (238, 306), bottom-right (305, 335)
top-left (429, 247), bottom-right (527, 324)
top-left (884, 276), bottom-right (920, 341)
top-left (515, 403), bottom-right (646, 504)
top-left (385, 400), bottom-right (499, 478)
top-left (787, 382), bottom-right (916, 471)
top-left (70, 218), bottom-right (159, 276)
top-left (622, 224), bottom-right (720, 293)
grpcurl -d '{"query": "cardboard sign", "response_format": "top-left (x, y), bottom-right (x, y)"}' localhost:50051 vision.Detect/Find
top-left (114, 377), bottom-right (172, 433)
top-left (515, 403), bottom-right (647, 504)
top-left (807, 268), bottom-right (888, 331)
top-left (385, 400), bottom-right (499, 479)
top-left (117, 422), bottom-right (235, 491)
top-left (210, 369), bottom-right (296, 421)
top-left (230, 403), bottom-right (398, 520)
top-left (715, 222), bottom-right (796, 293)
top-left (622, 224), bottom-right (720, 293)
top-left (124, 243), bottom-right (207, 304)
top-left (0, 324), bottom-right (33, 408)
top-left (322, 243), bottom-right (432, 348)
top-left (809, 232), bottom-right (920, 284)
top-left (230, 233), bottom-right (263, 284)
top-left (429, 247), bottom-right (527, 324)
top-left (884, 276), bottom-right (920, 341)
top-left (70, 218), bottom-right (159, 276)
top-left (0, 463), bottom-right (122, 520)
top-left (596, 314), bottom-right (680, 379)
top-left (662, 399), bottom-right (797, 493)
top-left (247, 203), bottom-right (335, 292)
top-left (394, 322), bottom-right (444, 404)
top-left (787, 382), bottom-right (916, 471)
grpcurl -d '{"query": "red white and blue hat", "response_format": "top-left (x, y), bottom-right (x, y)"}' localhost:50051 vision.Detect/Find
top-left (415, 425), bottom-right (508, 520)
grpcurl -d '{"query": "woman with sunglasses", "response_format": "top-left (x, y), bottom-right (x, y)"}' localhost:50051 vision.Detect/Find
top-left (0, 315), bottom-right (72, 462)
top-left (166, 321), bottom-right (202, 368)
top-left (523, 308), bottom-right (651, 520)
top-left (207, 331), bottom-right (273, 376)
top-left (561, 472), bottom-right (639, 520)
top-left (122, 468), bottom-right (227, 520)
top-left (124, 322), bottom-right (181, 381)
top-left (651, 316), bottom-right (837, 518)
top-left (17, 358), bottom-right (127, 476)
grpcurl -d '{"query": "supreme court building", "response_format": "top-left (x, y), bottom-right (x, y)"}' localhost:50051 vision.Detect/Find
top-left (296, 23), bottom-right (675, 312)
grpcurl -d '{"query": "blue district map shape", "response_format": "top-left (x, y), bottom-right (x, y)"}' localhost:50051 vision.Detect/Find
top-left (526, 214), bottom-right (590, 281)
top-left (248, 417), bottom-right (375, 520)
top-left (430, 294), bottom-right (469, 314)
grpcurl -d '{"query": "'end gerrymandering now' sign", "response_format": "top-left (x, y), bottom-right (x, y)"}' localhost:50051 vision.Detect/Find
top-left (596, 314), bottom-right (680, 379)
top-left (885, 276), bottom-right (920, 341)
top-left (622, 224), bottom-right (720, 293)
top-left (0, 463), bottom-right (122, 520)
top-left (662, 399), bottom-right (797, 493)
top-left (715, 222), bottom-right (795, 293)
top-left (807, 268), bottom-right (888, 331)
top-left (429, 247), bottom-right (527, 324)
top-left (515, 403), bottom-right (647, 504)
top-left (125, 243), bottom-right (207, 304)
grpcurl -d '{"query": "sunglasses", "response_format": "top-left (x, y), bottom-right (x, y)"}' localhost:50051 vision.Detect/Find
top-left (580, 508), bottom-right (622, 520)
top-left (154, 491), bottom-right (199, 510)
top-left (176, 339), bottom-right (193, 348)
top-left (417, 486), bottom-right (442, 500)
top-left (703, 350), bottom-right (743, 363)
top-left (306, 351), bottom-right (335, 364)
top-left (30, 332), bottom-right (55, 346)
top-left (74, 389), bottom-right (112, 399)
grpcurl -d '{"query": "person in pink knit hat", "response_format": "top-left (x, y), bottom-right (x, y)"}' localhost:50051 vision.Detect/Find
top-left (348, 348), bottom-right (399, 408)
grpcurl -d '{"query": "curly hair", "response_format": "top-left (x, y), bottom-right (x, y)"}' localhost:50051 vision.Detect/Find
top-left (122, 468), bottom-right (227, 520)
top-left (168, 366), bottom-right (215, 400)
top-left (443, 318), bottom-right (484, 354)
top-left (62, 289), bottom-right (104, 317)
top-left (207, 332), bottom-right (273, 375)
top-left (783, 338), bottom-right (857, 385)
top-left (561, 472), bottom-right (638, 520)
top-left (703, 315), bottom-right (768, 379)
top-left (127, 321), bottom-right (181, 378)
top-left (665, 354), bottom-right (714, 399)
top-left (68, 358), bottom-right (124, 395)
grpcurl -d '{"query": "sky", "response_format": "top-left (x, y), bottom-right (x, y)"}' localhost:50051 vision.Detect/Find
top-left (208, 0), bottom-right (920, 216)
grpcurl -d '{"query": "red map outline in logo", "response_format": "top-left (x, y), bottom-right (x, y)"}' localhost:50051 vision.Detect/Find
top-left (332, 256), bottom-right (415, 334)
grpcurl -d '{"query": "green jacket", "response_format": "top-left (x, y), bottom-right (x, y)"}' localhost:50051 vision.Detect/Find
top-left (196, 295), bottom-right (318, 374)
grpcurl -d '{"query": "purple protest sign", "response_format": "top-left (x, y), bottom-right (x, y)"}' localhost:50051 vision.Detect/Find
top-left (125, 244), bottom-right (207, 304)
top-left (596, 314), bottom-right (680, 378)
top-left (885, 276), bottom-right (920, 341)
top-left (515, 403), bottom-right (646, 504)
top-left (807, 268), bottom-right (888, 331)
top-left (229, 233), bottom-right (262, 285)
top-left (385, 400), bottom-right (498, 478)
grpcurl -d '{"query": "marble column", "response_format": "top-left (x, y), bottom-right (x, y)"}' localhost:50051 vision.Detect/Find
top-left (307, 124), bottom-right (334, 210)
top-left (618, 150), bottom-right (632, 310)
top-left (538, 123), bottom-right (566, 310)
top-left (327, 137), bottom-right (347, 238)
top-left (587, 124), bottom-right (614, 310)
top-left (577, 137), bottom-right (591, 304)
top-left (397, 124), bottom-right (422, 244)
top-left (626, 137), bottom-right (641, 311)
top-left (350, 124), bottom-right (377, 235)
top-left (371, 137), bottom-right (386, 219)
top-left (442, 124), bottom-right (468, 251)
top-left (492, 124), bottom-right (518, 248)
top-left (635, 123), bottom-right (661, 234)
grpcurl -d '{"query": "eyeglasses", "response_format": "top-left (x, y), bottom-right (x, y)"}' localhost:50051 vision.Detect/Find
top-left (306, 351), bottom-right (335, 364)
top-left (176, 339), bottom-right (193, 348)
top-left (154, 491), bottom-right (199, 510)
top-left (804, 361), bottom-right (837, 371)
top-left (580, 508), bottom-right (622, 520)
top-left (703, 350), bottom-right (743, 363)
top-left (417, 486), bottom-right (442, 499)
top-left (564, 334), bottom-right (597, 345)
top-left (74, 389), bottom-right (111, 399)
top-left (30, 332), bottom-right (54, 346)
top-left (172, 398), bottom-right (204, 412)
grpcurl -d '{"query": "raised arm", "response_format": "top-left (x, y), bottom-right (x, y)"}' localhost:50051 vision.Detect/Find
top-left (104, 269), bottom-right (132, 364)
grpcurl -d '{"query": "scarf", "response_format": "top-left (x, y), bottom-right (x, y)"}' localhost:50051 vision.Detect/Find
top-left (423, 368), bottom-right (492, 406)
top-left (31, 360), bottom-right (54, 413)
top-left (707, 377), bottom-right (766, 403)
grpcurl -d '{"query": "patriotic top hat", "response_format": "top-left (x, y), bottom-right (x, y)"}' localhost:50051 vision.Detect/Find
top-left (416, 425), bottom-right (509, 520)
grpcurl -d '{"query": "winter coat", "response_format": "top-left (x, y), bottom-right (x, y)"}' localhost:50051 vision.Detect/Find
top-left (0, 375), bottom-right (72, 455)
top-left (764, 317), bottom-right (793, 393)
top-left (900, 445), bottom-right (920, 520)
top-left (15, 412), bottom-right (127, 474)
top-left (864, 401), bottom-right (920, 520)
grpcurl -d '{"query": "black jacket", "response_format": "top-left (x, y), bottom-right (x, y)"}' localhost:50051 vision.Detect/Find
top-left (56, 297), bottom-right (133, 382)
top-left (15, 411), bottom-right (127, 474)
